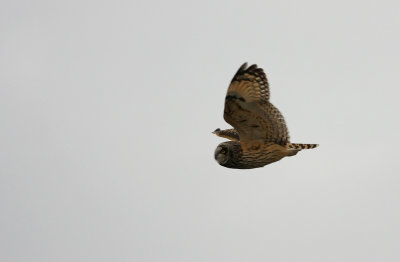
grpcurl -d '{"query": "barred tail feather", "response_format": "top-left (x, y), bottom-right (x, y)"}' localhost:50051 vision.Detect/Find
top-left (287, 143), bottom-right (319, 150)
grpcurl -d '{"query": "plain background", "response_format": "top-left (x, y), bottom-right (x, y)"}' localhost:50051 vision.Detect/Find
top-left (1, 0), bottom-right (400, 261)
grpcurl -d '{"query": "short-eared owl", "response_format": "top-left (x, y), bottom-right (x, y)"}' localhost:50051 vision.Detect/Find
top-left (213, 63), bottom-right (318, 169)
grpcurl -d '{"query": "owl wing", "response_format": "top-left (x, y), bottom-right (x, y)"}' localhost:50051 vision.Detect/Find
top-left (223, 63), bottom-right (290, 151)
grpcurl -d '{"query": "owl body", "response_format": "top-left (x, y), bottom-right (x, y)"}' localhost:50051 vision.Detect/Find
top-left (215, 141), bottom-right (288, 169)
top-left (213, 63), bottom-right (318, 169)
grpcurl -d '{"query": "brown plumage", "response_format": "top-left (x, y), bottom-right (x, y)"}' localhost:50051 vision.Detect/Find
top-left (212, 128), bottom-right (240, 141)
top-left (213, 63), bottom-right (318, 169)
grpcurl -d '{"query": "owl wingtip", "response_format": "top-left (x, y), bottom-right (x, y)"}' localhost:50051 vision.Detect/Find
top-left (212, 128), bottom-right (221, 134)
top-left (238, 62), bottom-right (260, 72)
top-left (237, 62), bottom-right (248, 72)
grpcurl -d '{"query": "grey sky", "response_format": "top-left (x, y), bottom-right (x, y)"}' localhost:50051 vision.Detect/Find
top-left (1, 0), bottom-right (400, 261)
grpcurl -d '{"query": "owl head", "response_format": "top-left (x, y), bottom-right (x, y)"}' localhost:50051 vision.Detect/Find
top-left (214, 141), bottom-right (241, 167)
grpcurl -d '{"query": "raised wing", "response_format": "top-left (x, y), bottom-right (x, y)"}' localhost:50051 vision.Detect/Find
top-left (223, 63), bottom-right (290, 150)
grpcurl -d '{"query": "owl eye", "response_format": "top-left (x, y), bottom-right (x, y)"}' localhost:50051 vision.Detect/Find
top-left (220, 149), bottom-right (226, 154)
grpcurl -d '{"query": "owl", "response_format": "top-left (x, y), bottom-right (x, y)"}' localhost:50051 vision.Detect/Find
top-left (213, 63), bottom-right (318, 169)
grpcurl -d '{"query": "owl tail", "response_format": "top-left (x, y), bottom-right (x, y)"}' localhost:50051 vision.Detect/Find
top-left (286, 143), bottom-right (319, 150)
top-left (285, 143), bottom-right (318, 157)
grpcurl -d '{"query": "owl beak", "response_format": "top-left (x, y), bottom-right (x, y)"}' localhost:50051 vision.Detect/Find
top-left (216, 154), bottom-right (227, 165)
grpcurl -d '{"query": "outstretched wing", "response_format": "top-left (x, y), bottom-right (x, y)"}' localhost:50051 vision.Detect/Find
top-left (223, 63), bottom-right (290, 150)
top-left (212, 128), bottom-right (240, 141)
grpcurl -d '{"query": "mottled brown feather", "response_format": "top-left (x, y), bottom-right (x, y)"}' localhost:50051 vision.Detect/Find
top-left (212, 128), bottom-right (240, 141)
top-left (286, 143), bottom-right (319, 149)
top-left (223, 63), bottom-right (290, 150)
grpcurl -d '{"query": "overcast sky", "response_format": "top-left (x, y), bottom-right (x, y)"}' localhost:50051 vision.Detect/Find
top-left (1, 0), bottom-right (400, 261)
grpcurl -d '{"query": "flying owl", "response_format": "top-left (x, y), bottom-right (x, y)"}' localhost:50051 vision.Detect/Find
top-left (213, 63), bottom-right (318, 169)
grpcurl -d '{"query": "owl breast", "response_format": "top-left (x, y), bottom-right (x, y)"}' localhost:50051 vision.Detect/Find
top-left (217, 141), bottom-right (287, 169)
